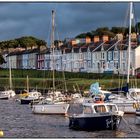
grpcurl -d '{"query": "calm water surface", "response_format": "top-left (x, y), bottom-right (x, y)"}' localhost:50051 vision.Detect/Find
top-left (0, 99), bottom-right (140, 138)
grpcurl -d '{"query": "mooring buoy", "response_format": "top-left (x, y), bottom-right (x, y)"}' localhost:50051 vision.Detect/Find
top-left (0, 130), bottom-right (4, 137)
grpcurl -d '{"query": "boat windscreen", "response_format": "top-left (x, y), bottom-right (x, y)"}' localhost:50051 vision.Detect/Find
top-left (94, 105), bottom-right (106, 113)
top-left (83, 106), bottom-right (93, 114)
top-left (106, 105), bottom-right (117, 112)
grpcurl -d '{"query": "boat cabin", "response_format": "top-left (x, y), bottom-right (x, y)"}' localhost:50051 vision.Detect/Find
top-left (82, 103), bottom-right (118, 114)
top-left (28, 91), bottom-right (42, 97)
top-left (129, 88), bottom-right (140, 100)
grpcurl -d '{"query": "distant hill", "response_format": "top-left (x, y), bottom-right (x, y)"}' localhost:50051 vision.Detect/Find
top-left (0, 36), bottom-right (47, 51)
top-left (75, 25), bottom-right (138, 39)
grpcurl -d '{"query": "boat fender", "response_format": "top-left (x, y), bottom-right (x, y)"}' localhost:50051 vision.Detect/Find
top-left (0, 130), bottom-right (4, 137)
top-left (133, 103), bottom-right (136, 109)
top-left (133, 103), bottom-right (140, 109)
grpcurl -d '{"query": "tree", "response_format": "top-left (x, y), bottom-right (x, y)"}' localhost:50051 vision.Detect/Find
top-left (8, 40), bottom-right (18, 48)
top-left (36, 39), bottom-right (46, 47)
top-left (111, 27), bottom-right (127, 34)
top-left (75, 33), bottom-right (87, 38)
top-left (0, 54), bottom-right (6, 65)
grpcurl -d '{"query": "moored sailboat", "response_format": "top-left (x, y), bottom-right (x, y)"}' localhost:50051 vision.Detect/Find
top-left (108, 2), bottom-right (140, 114)
top-left (19, 75), bottom-right (44, 104)
top-left (0, 57), bottom-right (15, 100)
top-left (32, 10), bottom-right (69, 115)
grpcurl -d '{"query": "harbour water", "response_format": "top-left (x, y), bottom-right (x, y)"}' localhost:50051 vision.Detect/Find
top-left (1, 99), bottom-right (140, 138)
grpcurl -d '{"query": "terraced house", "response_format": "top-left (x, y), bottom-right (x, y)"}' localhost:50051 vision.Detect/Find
top-left (2, 34), bottom-right (140, 75)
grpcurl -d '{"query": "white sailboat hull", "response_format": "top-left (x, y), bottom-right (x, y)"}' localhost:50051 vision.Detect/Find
top-left (32, 103), bottom-right (70, 115)
top-left (118, 104), bottom-right (135, 113)
top-left (0, 89), bottom-right (15, 100)
top-left (111, 102), bottom-right (135, 113)
top-left (0, 94), bottom-right (10, 100)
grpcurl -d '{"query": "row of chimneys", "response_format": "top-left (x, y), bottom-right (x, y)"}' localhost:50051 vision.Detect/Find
top-left (70, 33), bottom-right (138, 45)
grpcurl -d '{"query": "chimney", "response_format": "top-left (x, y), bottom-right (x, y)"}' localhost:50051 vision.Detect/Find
top-left (116, 33), bottom-right (123, 40)
top-left (86, 37), bottom-right (91, 43)
top-left (71, 40), bottom-right (77, 45)
top-left (131, 33), bottom-right (137, 39)
top-left (102, 35), bottom-right (109, 42)
top-left (93, 36), bottom-right (100, 43)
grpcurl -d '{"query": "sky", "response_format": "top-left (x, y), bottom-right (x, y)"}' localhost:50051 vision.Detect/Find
top-left (0, 1), bottom-right (140, 44)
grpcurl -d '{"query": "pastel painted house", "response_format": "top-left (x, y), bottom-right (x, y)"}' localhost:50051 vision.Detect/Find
top-left (54, 48), bottom-right (62, 71)
top-left (80, 45), bottom-right (92, 72)
top-left (37, 50), bottom-right (45, 70)
top-left (28, 49), bottom-right (39, 69)
top-left (119, 42), bottom-right (140, 75)
top-left (106, 40), bottom-right (121, 73)
top-left (61, 48), bottom-right (71, 72)
top-left (44, 50), bottom-right (51, 70)
top-left (16, 51), bottom-right (23, 69)
top-left (22, 50), bottom-right (29, 69)
top-left (91, 41), bottom-right (105, 73)
top-left (6, 52), bottom-right (17, 69)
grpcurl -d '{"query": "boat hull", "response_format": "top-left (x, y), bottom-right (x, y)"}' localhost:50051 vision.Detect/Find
top-left (136, 109), bottom-right (140, 116)
top-left (69, 114), bottom-right (122, 131)
top-left (115, 103), bottom-right (135, 114)
top-left (0, 89), bottom-right (15, 100)
top-left (109, 99), bottom-right (135, 114)
top-left (20, 99), bottom-right (39, 104)
top-left (0, 96), bottom-right (9, 100)
top-left (32, 103), bottom-right (70, 115)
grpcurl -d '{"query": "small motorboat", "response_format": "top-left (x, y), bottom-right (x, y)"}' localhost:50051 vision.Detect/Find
top-left (0, 91), bottom-right (10, 100)
top-left (20, 90), bottom-right (44, 104)
top-left (0, 89), bottom-right (15, 100)
top-left (69, 99), bottom-right (124, 131)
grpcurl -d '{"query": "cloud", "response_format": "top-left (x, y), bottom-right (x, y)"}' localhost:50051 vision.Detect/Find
top-left (0, 2), bottom-right (139, 42)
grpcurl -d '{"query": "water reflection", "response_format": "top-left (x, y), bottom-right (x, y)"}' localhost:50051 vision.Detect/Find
top-left (0, 99), bottom-right (140, 138)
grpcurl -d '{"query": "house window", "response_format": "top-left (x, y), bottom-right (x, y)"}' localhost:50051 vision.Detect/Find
top-left (122, 51), bottom-right (126, 59)
top-left (109, 61), bottom-right (114, 69)
top-left (80, 53), bottom-right (82, 59)
top-left (114, 51), bottom-right (118, 60)
top-left (122, 62), bottom-right (125, 70)
top-left (92, 63), bottom-right (95, 69)
top-left (103, 61), bottom-right (105, 69)
top-left (114, 62), bottom-right (119, 69)
top-left (95, 53), bottom-right (97, 59)
top-left (108, 52), bottom-right (112, 60)
top-left (88, 52), bottom-right (90, 59)
top-left (101, 52), bottom-right (105, 59)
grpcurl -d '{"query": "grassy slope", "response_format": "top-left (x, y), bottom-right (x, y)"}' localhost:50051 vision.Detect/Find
top-left (0, 69), bottom-right (139, 91)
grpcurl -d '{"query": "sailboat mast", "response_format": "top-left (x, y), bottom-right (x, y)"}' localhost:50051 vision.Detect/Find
top-left (26, 75), bottom-right (29, 92)
top-left (127, 2), bottom-right (133, 84)
top-left (62, 68), bottom-right (68, 92)
top-left (51, 10), bottom-right (55, 91)
top-left (9, 57), bottom-right (12, 89)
